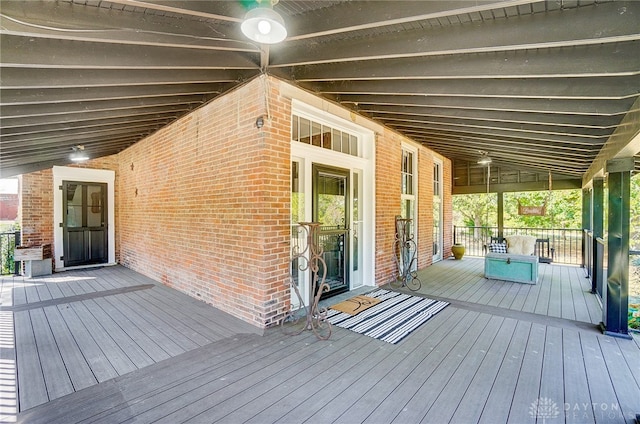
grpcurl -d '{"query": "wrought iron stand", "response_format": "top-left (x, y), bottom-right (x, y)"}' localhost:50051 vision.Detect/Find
top-left (392, 216), bottom-right (422, 291)
top-left (282, 222), bottom-right (332, 340)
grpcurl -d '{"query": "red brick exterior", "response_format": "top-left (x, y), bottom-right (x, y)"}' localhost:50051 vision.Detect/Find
top-left (116, 76), bottom-right (291, 327)
top-left (18, 75), bottom-right (452, 329)
top-left (20, 170), bottom-right (54, 248)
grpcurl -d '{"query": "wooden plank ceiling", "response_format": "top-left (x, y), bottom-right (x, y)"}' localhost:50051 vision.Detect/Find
top-left (1, 0), bottom-right (639, 180)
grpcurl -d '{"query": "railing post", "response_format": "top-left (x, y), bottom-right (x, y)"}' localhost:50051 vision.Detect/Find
top-left (14, 230), bottom-right (21, 275)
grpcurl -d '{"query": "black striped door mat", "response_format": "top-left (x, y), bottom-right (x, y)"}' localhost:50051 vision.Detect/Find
top-left (326, 289), bottom-right (449, 344)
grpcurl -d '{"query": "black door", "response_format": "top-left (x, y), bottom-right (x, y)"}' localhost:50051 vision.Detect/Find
top-left (62, 181), bottom-right (108, 267)
top-left (313, 164), bottom-right (350, 298)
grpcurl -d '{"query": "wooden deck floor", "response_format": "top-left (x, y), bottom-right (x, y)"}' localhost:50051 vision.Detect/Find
top-left (2, 261), bottom-right (639, 423)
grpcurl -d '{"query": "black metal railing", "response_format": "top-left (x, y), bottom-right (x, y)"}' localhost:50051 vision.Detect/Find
top-left (453, 225), bottom-right (583, 265)
top-left (1, 231), bottom-right (20, 275)
top-left (584, 230), bottom-right (593, 279)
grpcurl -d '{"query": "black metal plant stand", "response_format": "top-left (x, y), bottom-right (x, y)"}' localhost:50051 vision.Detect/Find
top-left (391, 216), bottom-right (421, 291)
top-left (282, 222), bottom-right (332, 340)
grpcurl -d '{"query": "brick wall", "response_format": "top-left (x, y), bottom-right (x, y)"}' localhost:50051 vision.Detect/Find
top-left (19, 156), bottom-right (119, 270)
top-left (373, 130), bottom-right (452, 284)
top-left (17, 75), bottom-right (453, 329)
top-left (117, 76), bottom-right (291, 328)
top-left (20, 170), bottom-right (54, 249)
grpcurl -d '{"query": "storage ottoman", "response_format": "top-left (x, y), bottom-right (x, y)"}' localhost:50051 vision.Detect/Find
top-left (484, 252), bottom-right (539, 284)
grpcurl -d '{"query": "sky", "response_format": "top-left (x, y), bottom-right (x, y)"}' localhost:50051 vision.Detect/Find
top-left (0, 178), bottom-right (18, 194)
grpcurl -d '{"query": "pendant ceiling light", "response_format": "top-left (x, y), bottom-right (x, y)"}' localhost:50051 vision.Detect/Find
top-left (70, 145), bottom-right (89, 162)
top-left (477, 151), bottom-right (492, 166)
top-left (241, 6), bottom-right (287, 44)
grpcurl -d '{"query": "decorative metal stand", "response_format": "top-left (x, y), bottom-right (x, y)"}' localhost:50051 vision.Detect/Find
top-left (281, 222), bottom-right (332, 340)
top-left (391, 216), bottom-right (422, 291)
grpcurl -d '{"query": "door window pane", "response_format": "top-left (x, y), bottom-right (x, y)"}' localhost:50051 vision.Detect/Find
top-left (66, 184), bottom-right (83, 228)
top-left (87, 185), bottom-right (103, 227)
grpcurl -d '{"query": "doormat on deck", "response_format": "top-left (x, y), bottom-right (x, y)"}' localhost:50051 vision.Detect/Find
top-left (326, 289), bottom-right (449, 344)
top-left (330, 295), bottom-right (381, 315)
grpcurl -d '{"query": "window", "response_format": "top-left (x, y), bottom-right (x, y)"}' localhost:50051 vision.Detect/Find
top-left (292, 114), bottom-right (359, 157)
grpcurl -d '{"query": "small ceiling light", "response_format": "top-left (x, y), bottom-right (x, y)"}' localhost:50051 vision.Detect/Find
top-left (477, 152), bottom-right (492, 166)
top-left (70, 145), bottom-right (89, 162)
top-left (241, 6), bottom-right (287, 44)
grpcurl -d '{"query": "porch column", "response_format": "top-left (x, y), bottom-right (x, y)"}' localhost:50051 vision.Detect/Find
top-left (591, 178), bottom-right (604, 293)
top-left (497, 191), bottom-right (504, 239)
top-left (581, 187), bottom-right (592, 268)
top-left (601, 157), bottom-right (633, 339)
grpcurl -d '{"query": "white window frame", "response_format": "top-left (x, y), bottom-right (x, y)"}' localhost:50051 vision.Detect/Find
top-left (290, 100), bottom-right (375, 305)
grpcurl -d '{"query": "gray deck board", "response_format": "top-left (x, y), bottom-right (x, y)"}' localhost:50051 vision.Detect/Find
top-left (56, 303), bottom-right (119, 383)
top-left (116, 292), bottom-right (203, 350)
top-left (507, 323), bottom-right (546, 423)
top-left (41, 305), bottom-right (97, 392)
top-left (327, 308), bottom-right (472, 424)
top-left (416, 315), bottom-right (505, 423)
top-left (563, 330), bottom-right (596, 424)
top-left (448, 317), bottom-right (519, 424)
top-left (539, 326), bottom-right (565, 418)
top-left (599, 336), bottom-right (640, 422)
top-left (90, 297), bottom-right (172, 362)
top-left (28, 308), bottom-right (75, 401)
top-left (198, 331), bottom-right (377, 423)
top-left (361, 311), bottom-right (491, 424)
top-left (78, 298), bottom-right (156, 368)
top-left (478, 320), bottom-right (531, 424)
top-left (8, 263), bottom-right (640, 424)
top-left (284, 306), bottom-right (462, 424)
top-left (67, 301), bottom-right (138, 375)
top-left (582, 333), bottom-right (623, 423)
top-left (13, 310), bottom-right (48, 411)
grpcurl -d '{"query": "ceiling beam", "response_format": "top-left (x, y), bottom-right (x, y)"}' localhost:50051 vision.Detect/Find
top-left (1, 34), bottom-right (258, 69)
top-left (582, 96), bottom-right (640, 186)
top-left (307, 77), bottom-right (639, 100)
top-left (453, 179), bottom-right (582, 195)
top-left (0, 104), bottom-right (190, 129)
top-left (284, 0), bottom-right (540, 40)
top-left (0, 95), bottom-right (208, 119)
top-left (369, 113), bottom-right (613, 139)
top-left (336, 94), bottom-right (633, 116)
top-left (272, 1), bottom-right (640, 66)
top-left (0, 84), bottom-right (226, 105)
top-left (0, 68), bottom-right (257, 89)
top-left (356, 104), bottom-right (622, 129)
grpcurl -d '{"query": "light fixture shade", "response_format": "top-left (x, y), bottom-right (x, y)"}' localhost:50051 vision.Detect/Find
top-left (478, 156), bottom-right (492, 165)
top-left (70, 146), bottom-right (89, 162)
top-left (241, 7), bottom-right (287, 44)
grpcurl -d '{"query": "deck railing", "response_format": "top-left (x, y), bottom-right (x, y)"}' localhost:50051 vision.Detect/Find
top-left (0, 230), bottom-right (20, 275)
top-left (453, 225), bottom-right (583, 265)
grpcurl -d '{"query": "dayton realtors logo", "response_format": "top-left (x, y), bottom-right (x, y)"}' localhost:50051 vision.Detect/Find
top-left (529, 397), bottom-right (561, 422)
top-left (529, 397), bottom-right (623, 421)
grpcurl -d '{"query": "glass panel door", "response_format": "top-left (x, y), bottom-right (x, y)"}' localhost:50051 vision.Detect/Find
top-left (63, 181), bottom-right (108, 267)
top-left (313, 164), bottom-right (350, 298)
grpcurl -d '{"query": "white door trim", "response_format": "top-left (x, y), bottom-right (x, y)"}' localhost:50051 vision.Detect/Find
top-left (52, 166), bottom-right (116, 270)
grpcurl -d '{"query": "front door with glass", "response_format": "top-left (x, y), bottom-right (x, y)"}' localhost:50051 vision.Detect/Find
top-left (62, 181), bottom-right (108, 267)
top-left (313, 164), bottom-right (350, 298)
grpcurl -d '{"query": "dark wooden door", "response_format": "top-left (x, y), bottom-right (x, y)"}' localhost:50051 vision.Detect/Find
top-left (62, 181), bottom-right (108, 267)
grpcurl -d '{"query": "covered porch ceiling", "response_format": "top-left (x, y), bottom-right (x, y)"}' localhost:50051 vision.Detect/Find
top-left (1, 0), bottom-right (639, 182)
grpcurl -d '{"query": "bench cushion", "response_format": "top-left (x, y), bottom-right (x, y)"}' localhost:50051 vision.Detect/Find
top-left (505, 235), bottom-right (536, 255)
